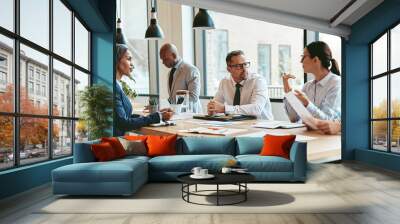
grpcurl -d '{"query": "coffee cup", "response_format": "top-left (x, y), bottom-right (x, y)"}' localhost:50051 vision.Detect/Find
top-left (199, 169), bottom-right (208, 176)
top-left (221, 167), bottom-right (232, 174)
top-left (191, 167), bottom-right (202, 176)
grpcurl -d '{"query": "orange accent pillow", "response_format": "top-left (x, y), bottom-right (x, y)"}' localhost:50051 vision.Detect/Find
top-left (91, 142), bottom-right (117, 161)
top-left (260, 134), bottom-right (296, 159)
top-left (146, 135), bottom-right (177, 157)
top-left (101, 137), bottom-right (126, 158)
top-left (124, 135), bottom-right (148, 141)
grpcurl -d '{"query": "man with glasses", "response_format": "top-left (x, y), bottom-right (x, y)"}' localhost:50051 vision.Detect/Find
top-left (207, 50), bottom-right (273, 120)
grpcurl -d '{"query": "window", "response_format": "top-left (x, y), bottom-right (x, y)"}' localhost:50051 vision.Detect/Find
top-left (0, 71), bottom-right (7, 85)
top-left (28, 81), bottom-right (34, 94)
top-left (198, 11), bottom-right (304, 98)
top-left (28, 67), bottom-right (34, 80)
top-left (0, 0), bottom-right (14, 31)
top-left (0, 53), bottom-right (8, 91)
top-left (370, 23), bottom-right (400, 154)
top-left (0, 0), bottom-right (91, 170)
top-left (258, 44), bottom-right (271, 84)
top-left (121, 0), bottom-right (150, 94)
top-left (0, 35), bottom-right (14, 113)
top-left (20, 0), bottom-right (49, 49)
top-left (205, 29), bottom-right (228, 95)
top-left (74, 18), bottom-right (89, 70)
top-left (278, 45), bottom-right (291, 80)
top-left (53, 0), bottom-right (72, 60)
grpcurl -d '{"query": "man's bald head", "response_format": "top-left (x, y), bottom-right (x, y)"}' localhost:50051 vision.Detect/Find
top-left (160, 43), bottom-right (180, 68)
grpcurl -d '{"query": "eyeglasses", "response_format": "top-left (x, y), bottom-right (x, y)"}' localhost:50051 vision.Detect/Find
top-left (300, 54), bottom-right (311, 61)
top-left (228, 62), bottom-right (250, 69)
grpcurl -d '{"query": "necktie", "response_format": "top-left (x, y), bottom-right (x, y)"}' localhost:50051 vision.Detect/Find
top-left (233, 83), bottom-right (241, 106)
top-left (168, 68), bottom-right (176, 91)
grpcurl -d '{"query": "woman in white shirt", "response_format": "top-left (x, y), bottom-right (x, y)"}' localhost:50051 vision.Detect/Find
top-left (283, 41), bottom-right (341, 122)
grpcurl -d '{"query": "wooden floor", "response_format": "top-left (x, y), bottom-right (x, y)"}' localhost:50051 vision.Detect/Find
top-left (1, 161), bottom-right (400, 224)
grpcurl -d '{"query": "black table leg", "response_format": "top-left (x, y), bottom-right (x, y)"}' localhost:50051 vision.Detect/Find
top-left (217, 184), bottom-right (219, 206)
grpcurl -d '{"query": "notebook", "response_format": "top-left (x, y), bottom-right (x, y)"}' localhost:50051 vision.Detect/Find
top-left (193, 114), bottom-right (256, 122)
top-left (252, 121), bottom-right (305, 129)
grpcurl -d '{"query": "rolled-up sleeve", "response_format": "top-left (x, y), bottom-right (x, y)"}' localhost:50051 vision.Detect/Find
top-left (306, 85), bottom-right (341, 120)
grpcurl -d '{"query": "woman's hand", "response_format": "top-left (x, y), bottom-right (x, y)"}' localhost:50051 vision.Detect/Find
top-left (294, 90), bottom-right (310, 107)
top-left (160, 108), bottom-right (173, 121)
top-left (315, 119), bottom-right (341, 135)
top-left (282, 73), bottom-right (296, 93)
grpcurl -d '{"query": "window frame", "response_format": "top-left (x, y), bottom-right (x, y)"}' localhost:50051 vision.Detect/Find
top-left (369, 20), bottom-right (400, 154)
top-left (0, 0), bottom-right (92, 171)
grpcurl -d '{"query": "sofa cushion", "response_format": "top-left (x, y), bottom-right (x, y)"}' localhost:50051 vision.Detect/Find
top-left (235, 137), bottom-right (263, 155)
top-left (236, 155), bottom-right (293, 172)
top-left (91, 142), bottom-right (118, 162)
top-left (147, 135), bottom-right (177, 157)
top-left (118, 137), bottom-right (147, 156)
top-left (148, 154), bottom-right (235, 172)
top-left (178, 137), bottom-right (236, 155)
top-left (101, 137), bottom-right (127, 158)
top-left (260, 134), bottom-right (296, 159)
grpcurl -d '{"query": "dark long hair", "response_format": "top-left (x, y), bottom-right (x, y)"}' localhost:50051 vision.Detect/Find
top-left (306, 41), bottom-right (340, 76)
top-left (116, 44), bottom-right (129, 65)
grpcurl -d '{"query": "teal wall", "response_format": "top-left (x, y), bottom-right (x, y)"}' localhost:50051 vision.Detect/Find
top-left (344, 0), bottom-right (400, 171)
top-left (0, 0), bottom-right (116, 200)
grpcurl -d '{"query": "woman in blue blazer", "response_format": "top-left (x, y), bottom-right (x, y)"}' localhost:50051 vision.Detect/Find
top-left (115, 44), bottom-right (172, 136)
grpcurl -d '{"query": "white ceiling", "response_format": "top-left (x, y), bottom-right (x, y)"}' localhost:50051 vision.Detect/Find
top-left (164, 0), bottom-right (384, 38)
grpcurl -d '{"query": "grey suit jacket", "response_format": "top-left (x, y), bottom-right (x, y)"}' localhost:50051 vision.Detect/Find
top-left (168, 60), bottom-right (202, 113)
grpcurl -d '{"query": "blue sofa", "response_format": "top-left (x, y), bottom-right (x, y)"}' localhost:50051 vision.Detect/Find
top-left (52, 137), bottom-right (307, 196)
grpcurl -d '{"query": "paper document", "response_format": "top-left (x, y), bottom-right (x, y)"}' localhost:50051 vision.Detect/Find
top-left (179, 127), bottom-right (247, 136)
top-left (284, 91), bottom-right (317, 129)
top-left (252, 121), bottom-right (305, 129)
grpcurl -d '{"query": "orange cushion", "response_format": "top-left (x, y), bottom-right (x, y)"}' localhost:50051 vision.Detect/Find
top-left (91, 142), bottom-right (118, 161)
top-left (259, 134), bottom-right (296, 159)
top-left (124, 135), bottom-right (148, 141)
top-left (101, 137), bottom-right (126, 158)
top-left (146, 135), bottom-right (177, 157)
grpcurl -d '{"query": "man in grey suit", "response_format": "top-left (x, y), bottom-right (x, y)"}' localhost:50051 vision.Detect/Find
top-left (160, 43), bottom-right (202, 113)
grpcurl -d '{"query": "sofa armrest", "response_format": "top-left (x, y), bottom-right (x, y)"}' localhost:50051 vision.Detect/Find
top-left (289, 141), bottom-right (307, 181)
top-left (73, 140), bottom-right (100, 163)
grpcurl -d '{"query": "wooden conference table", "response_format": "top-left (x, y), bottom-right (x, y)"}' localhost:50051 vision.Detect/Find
top-left (136, 116), bottom-right (341, 163)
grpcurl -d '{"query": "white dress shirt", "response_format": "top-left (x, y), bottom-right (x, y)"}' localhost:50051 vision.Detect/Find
top-left (284, 71), bottom-right (341, 122)
top-left (213, 73), bottom-right (274, 120)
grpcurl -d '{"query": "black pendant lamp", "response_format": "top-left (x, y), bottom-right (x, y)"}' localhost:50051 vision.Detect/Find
top-left (116, 18), bottom-right (128, 44)
top-left (145, 0), bottom-right (164, 40)
top-left (193, 8), bottom-right (215, 30)
top-left (116, 0), bottom-right (128, 44)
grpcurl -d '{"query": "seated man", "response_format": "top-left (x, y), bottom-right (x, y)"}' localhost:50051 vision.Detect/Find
top-left (207, 50), bottom-right (273, 120)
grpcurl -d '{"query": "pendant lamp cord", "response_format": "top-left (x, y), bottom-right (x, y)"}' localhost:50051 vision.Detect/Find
top-left (118, 0), bottom-right (122, 19)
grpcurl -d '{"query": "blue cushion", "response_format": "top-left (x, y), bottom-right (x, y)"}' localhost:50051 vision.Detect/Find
top-left (235, 137), bottom-right (263, 155)
top-left (236, 155), bottom-right (293, 172)
top-left (148, 154), bottom-right (235, 172)
top-left (73, 140), bottom-right (100, 163)
top-left (178, 137), bottom-right (236, 155)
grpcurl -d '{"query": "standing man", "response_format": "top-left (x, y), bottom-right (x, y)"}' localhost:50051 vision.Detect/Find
top-left (159, 43), bottom-right (202, 113)
top-left (207, 50), bottom-right (273, 120)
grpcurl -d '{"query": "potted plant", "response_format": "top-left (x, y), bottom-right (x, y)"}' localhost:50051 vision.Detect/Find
top-left (79, 84), bottom-right (113, 140)
top-left (148, 97), bottom-right (159, 113)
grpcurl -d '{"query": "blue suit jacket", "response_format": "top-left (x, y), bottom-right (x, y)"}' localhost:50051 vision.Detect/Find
top-left (115, 83), bottom-right (160, 136)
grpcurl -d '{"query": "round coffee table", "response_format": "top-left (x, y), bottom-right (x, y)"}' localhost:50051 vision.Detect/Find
top-left (177, 173), bottom-right (255, 206)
